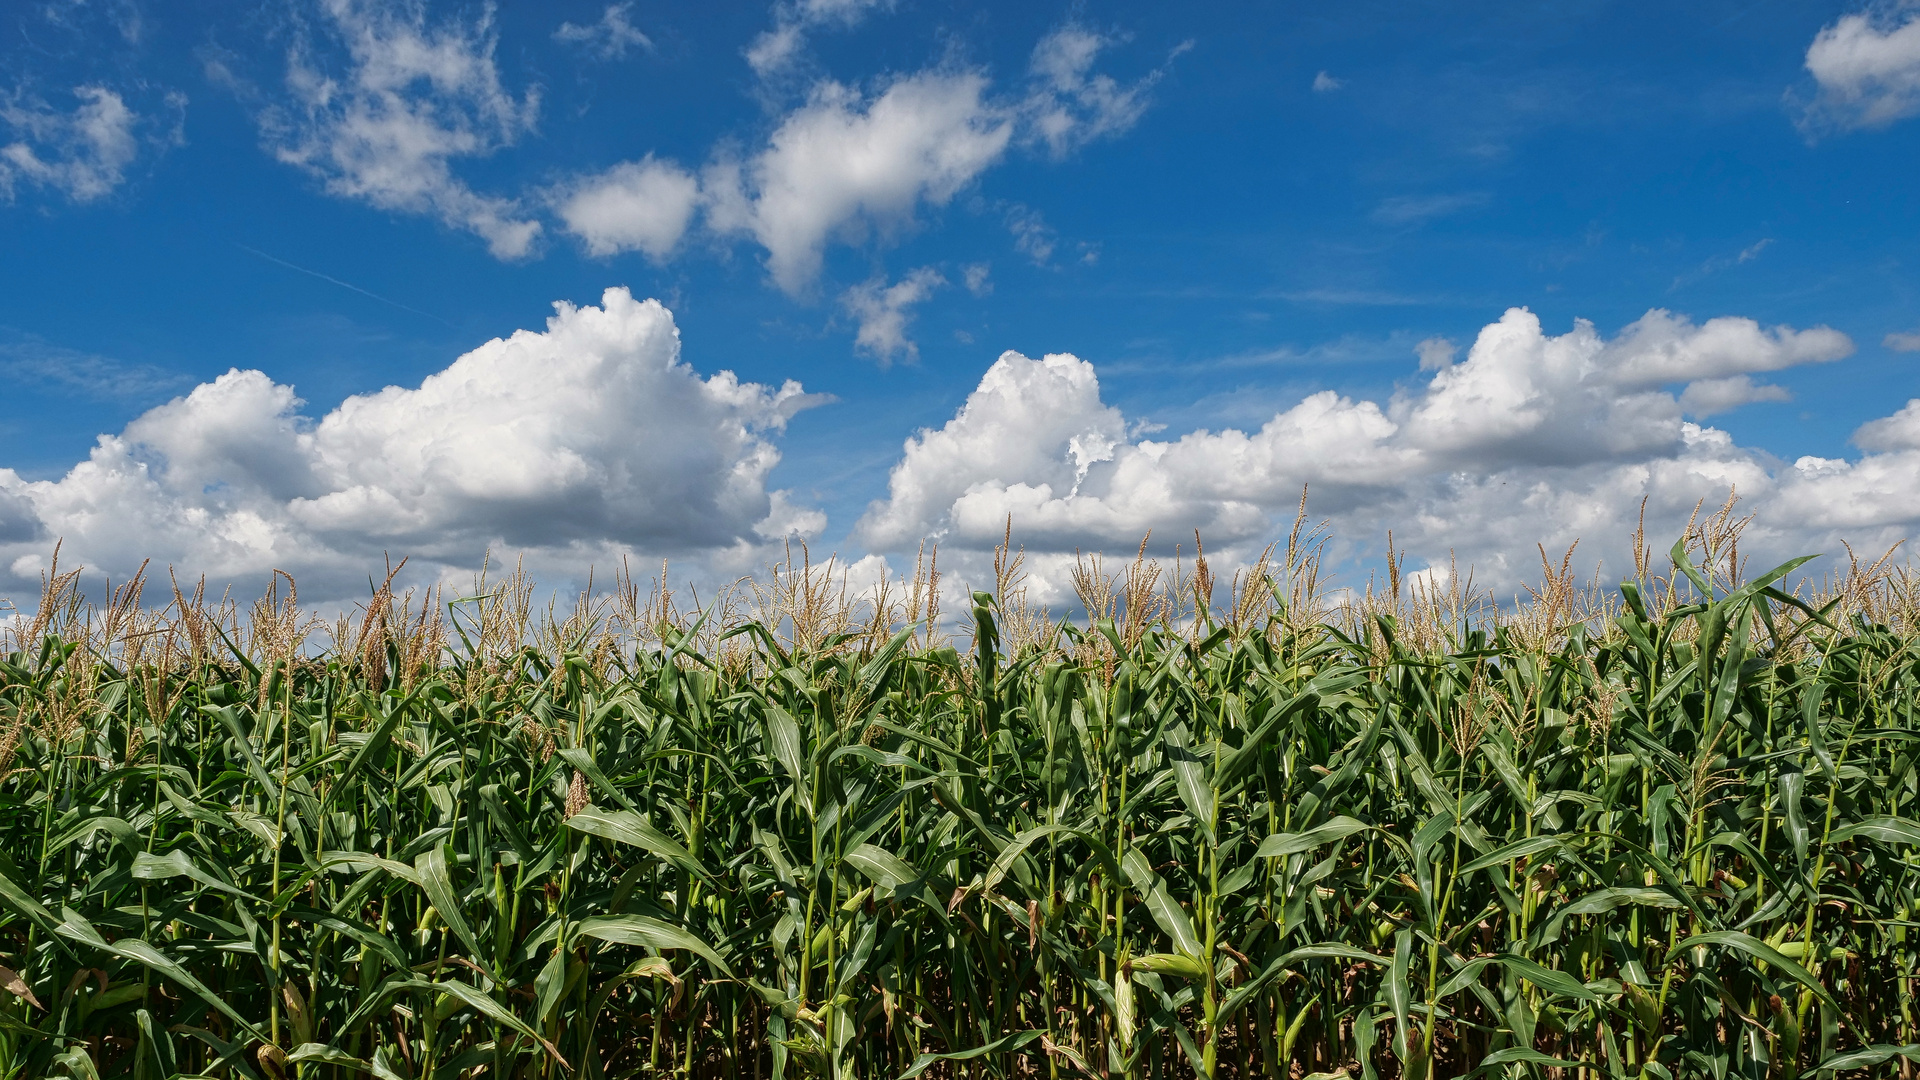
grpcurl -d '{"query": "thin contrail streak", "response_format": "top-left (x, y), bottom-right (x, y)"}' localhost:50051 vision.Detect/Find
top-left (235, 243), bottom-right (458, 329)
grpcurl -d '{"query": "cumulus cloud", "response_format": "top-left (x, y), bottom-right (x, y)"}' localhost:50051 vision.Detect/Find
top-left (1853, 399), bottom-right (1920, 452)
top-left (858, 350), bottom-right (1130, 552)
top-left (706, 71), bottom-right (1013, 293)
top-left (1676, 375), bottom-right (1792, 416)
top-left (541, 18), bottom-right (1167, 314)
top-left (553, 156), bottom-right (701, 259)
top-left (0, 288), bottom-right (826, 599)
top-left (843, 266), bottom-right (945, 362)
top-left (703, 22), bottom-right (1170, 291)
top-left (553, 3), bottom-right (652, 61)
top-left (857, 307), bottom-right (1877, 594)
top-left (1798, 5), bottom-right (1920, 130)
top-left (259, 0), bottom-right (542, 258)
top-left (0, 85), bottom-right (146, 203)
top-left (1600, 309), bottom-right (1851, 386)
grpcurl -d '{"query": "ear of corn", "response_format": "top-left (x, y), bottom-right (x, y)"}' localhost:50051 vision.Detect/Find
top-left (4, 540), bottom-right (1920, 1079)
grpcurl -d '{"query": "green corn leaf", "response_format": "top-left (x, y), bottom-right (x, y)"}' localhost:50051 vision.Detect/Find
top-left (566, 805), bottom-right (712, 881)
top-left (1537, 886), bottom-right (1684, 944)
top-left (131, 849), bottom-right (262, 902)
top-left (764, 703), bottom-right (809, 811)
top-left (1672, 929), bottom-right (1840, 1014)
top-left (1163, 724), bottom-right (1216, 845)
top-left (1459, 833), bottom-right (1575, 874)
top-left (898, 1029), bottom-right (1046, 1078)
top-left (576, 914), bottom-right (734, 976)
top-left (1255, 816), bottom-right (1373, 860)
top-left (845, 842), bottom-right (922, 889)
top-left (1816, 1043), bottom-right (1920, 1075)
top-left (1830, 815), bottom-right (1920, 847)
top-left (411, 977), bottom-right (570, 1069)
top-left (1123, 846), bottom-right (1202, 959)
top-left (414, 845), bottom-right (494, 981)
top-left (53, 908), bottom-right (269, 1044)
top-left (287, 1043), bottom-right (379, 1072)
top-left (1498, 955), bottom-right (1598, 1001)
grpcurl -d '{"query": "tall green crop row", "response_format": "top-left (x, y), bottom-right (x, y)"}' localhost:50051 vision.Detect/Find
top-left (3, 547), bottom-right (1920, 1079)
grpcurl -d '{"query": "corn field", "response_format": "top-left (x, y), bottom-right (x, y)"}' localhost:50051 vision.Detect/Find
top-left (6, 521), bottom-right (1920, 1079)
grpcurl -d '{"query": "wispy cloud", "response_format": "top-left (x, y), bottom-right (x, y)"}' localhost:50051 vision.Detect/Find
top-left (1370, 192), bottom-right (1490, 226)
top-left (1312, 71), bottom-right (1342, 93)
top-left (1099, 329), bottom-right (1441, 377)
top-left (554, 3), bottom-right (653, 61)
top-left (746, 0), bottom-right (894, 78)
top-left (0, 330), bottom-right (189, 400)
top-left (0, 84), bottom-right (185, 204)
top-left (252, 1), bottom-right (543, 258)
top-left (1273, 287), bottom-right (1456, 307)
top-left (1669, 237), bottom-right (1774, 291)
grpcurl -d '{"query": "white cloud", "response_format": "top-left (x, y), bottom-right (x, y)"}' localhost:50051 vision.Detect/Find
top-left (539, 19), bottom-right (1165, 305)
top-left (1023, 25), bottom-right (1171, 157)
top-left (1312, 71), bottom-right (1343, 93)
top-left (746, 0), bottom-right (892, 77)
top-left (1002, 203), bottom-right (1058, 264)
top-left (0, 288), bottom-right (827, 598)
top-left (553, 156), bottom-right (700, 259)
top-left (1415, 336), bottom-right (1456, 371)
top-left (1676, 375), bottom-right (1791, 416)
top-left (553, 3), bottom-right (652, 61)
top-left (1600, 309), bottom-right (1851, 386)
top-left (261, 0), bottom-right (542, 258)
top-left (858, 349), bottom-right (1130, 551)
top-left (843, 266), bottom-right (945, 363)
top-left (962, 262), bottom-right (992, 296)
top-left (708, 71), bottom-right (1013, 293)
top-left (745, 25), bottom-right (807, 79)
top-left (1853, 399), bottom-right (1920, 452)
top-left (0, 85), bottom-right (144, 203)
top-left (1887, 330), bottom-right (1920, 351)
top-left (1800, 6), bottom-right (1920, 130)
top-left (703, 22), bottom-right (1169, 291)
top-left (858, 307), bottom-right (1881, 592)
top-left (799, 0), bottom-right (892, 19)
top-left (0, 0), bottom-right (185, 205)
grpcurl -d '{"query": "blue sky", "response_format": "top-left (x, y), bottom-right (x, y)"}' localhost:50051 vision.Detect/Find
top-left (2, 0), bottom-right (1919, 605)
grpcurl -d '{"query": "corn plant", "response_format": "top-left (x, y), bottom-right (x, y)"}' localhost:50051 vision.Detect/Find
top-left (2, 541), bottom-right (1920, 1078)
